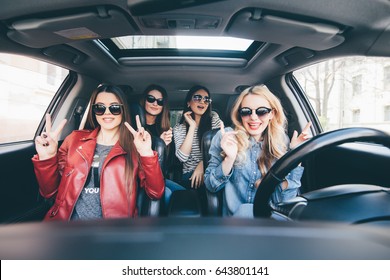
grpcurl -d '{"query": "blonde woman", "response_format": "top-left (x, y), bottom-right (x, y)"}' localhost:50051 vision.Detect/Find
top-left (204, 85), bottom-right (311, 217)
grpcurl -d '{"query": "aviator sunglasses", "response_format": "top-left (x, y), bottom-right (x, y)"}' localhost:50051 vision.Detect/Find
top-left (146, 95), bottom-right (164, 106)
top-left (192, 94), bottom-right (212, 104)
top-left (92, 104), bottom-right (123, 116)
top-left (238, 107), bottom-right (272, 118)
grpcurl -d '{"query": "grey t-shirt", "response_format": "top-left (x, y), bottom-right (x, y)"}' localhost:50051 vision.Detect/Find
top-left (71, 143), bottom-right (113, 220)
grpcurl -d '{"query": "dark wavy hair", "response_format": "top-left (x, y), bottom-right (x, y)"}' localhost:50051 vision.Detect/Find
top-left (141, 84), bottom-right (171, 135)
top-left (85, 84), bottom-right (137, 199)
top-left (180, 85), bottom-right (212, 146)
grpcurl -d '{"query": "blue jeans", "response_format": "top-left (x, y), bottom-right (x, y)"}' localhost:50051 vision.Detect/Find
top-left (233, 203), bottom-right (254, 218)
top-left (164, 179), bottom-right (185, 207)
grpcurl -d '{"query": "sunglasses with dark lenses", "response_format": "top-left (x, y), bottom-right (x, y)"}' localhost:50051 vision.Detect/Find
top-left (146, 95), bottom-right (164, 106)
top-left (238, 107), bottom-right (272, 118)
top-left (192, 94), bottom-right (212, 104)
top-left (92, 104), bottom-right (123, 116)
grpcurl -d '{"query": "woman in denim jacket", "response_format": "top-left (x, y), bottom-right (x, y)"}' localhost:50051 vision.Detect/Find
top-left (205, 85), bottom-right (311, 217)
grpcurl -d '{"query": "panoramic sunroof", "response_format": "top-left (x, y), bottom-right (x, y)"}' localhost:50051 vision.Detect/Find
top-left (112, 36), bottom-right (253, 51)
top-left (99, 35), bottom-right (263, 60)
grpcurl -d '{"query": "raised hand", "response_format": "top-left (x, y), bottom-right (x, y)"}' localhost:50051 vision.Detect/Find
top-left (183, 111), bottom-right (196, 128)
top-left (124, 115), bottom-right (154, 157)
top-left (160, 127), bottom-right (173, 146)
top-left (290, 121), bottom-right (312, 149)
top-left (35, 114), bottom-right (67, 160)
top-left (220, 122), bottom-right (238, 161)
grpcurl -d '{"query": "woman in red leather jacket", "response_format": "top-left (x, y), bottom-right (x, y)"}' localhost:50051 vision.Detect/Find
top-left (32, 84), bottom-right (164, 221)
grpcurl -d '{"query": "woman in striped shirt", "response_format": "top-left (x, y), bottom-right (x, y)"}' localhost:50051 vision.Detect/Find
top-left (173, 85), bottom-right (221, 189)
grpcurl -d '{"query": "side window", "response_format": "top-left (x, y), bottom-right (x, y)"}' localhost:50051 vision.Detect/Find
top-left (0, 53), bottom-right (68, 144)
top-left (294, 57), bottom-right (390, 134)
top-left (170, 110), bottom-right (183, 127)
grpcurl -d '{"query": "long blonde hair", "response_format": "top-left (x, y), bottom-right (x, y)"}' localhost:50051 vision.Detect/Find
top-left (230, 85), bottom-right (288, 177)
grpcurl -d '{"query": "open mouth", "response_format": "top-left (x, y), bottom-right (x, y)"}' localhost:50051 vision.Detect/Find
top-left (247, 122), bottom-right (261, 130)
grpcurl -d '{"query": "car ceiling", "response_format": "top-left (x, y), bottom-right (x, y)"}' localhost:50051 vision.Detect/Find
top-left (0, 0), bottom-right (390, 97)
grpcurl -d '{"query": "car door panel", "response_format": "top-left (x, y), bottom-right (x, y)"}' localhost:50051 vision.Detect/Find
top-left (0, 142), bottom-right (49, 222)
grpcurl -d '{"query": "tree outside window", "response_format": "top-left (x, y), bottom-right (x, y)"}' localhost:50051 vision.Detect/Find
top-left (352, 109), bottom-right (360, 123)
top-left (384, 105), bottom-right (390, 122)
top-left (294, 57), bottom-right (390, 134)
top-left (384, 65), bottom-right (390, 91)
top-left (352, 75), bottom-right (362, 96)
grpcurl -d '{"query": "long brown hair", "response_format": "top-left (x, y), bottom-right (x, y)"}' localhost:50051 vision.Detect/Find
top-left (180, 85), bottom-right (213, 147)
top-left (230, 85), bottom-right (288, 177)
top-left (141, 84), bottom-right (171, 135)
top-left (85, 84), bottom-right (137, 197)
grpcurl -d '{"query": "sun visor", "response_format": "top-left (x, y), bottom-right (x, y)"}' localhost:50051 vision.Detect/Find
top-left (226, 9), bottom-right (345, 51)
top-left (7, 7), bottom-right (137, 48)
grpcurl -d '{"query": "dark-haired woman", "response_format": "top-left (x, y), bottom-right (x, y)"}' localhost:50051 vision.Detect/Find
top-left (141, 84), bottom-right (173, 146)
top-left (32, 84), bottom-right (164, 221)
top-left (173, 85), bottom-right (221, 189)
top-left (141, 84), bottom-right (185, 205)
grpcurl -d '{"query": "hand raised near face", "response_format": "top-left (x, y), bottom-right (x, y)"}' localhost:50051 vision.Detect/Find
top-left (220, 122), bottom-right (238, 161)
top-left (183, 111), bottom-right (196, 128)
top-left (160, 127), bottom-right (172, 146)
top-left (290, 121), bottom-right (312, 150)
top-left (125, 115), bottom-right (154, 157)
top-left (35, 114), bottom-right (67, 160)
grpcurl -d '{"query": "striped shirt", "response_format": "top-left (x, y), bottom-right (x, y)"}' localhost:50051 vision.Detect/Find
top-left (173, 111), bottom-right (221, 174)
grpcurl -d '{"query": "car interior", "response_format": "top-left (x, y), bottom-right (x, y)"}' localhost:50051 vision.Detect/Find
top-left (0, 0), bottom-right (389, 259)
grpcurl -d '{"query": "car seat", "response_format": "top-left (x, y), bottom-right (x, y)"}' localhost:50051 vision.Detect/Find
top-left (201, 128), bottom-right (223, 216)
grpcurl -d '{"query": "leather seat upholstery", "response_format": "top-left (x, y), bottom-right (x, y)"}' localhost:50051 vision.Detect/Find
top-left (201, 128), bottom-right (223, 216)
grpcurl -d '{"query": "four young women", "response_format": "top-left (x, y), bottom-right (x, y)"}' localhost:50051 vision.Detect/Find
top-left (33, 83), bottom-right (310, 220)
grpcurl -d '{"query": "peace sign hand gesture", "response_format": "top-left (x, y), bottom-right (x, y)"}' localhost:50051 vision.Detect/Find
top-left (35, 114), bottom-right (67, 160)
top-left (290, 122), bottom-right (312, 150)
top-left (125, 115), bottom-right (154, 157)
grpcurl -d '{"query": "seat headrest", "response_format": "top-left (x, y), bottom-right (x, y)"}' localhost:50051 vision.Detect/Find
top-left (224, 94), bottom-right (238, 127)
top-left (129, 102), bottom-right (146, 128)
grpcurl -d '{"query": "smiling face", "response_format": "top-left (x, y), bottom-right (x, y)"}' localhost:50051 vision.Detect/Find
top-left (240, 94), bottom-right (274, 141)
top-left (94, 91), bottom-right (122, 132)
top-left (187, 89), bottom-right (210, 117)
top-left (145, 89), bottom-right (163, 118)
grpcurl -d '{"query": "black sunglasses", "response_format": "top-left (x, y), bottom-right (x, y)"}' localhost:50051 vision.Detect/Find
top-left (238, 107), bottom-right (272, 118)
top-left (146, 95), bottom-right (164, 106)
top-left (192, 94), bottom-right (212, 104)
top-left (92, 104), bottom-right (123, 116)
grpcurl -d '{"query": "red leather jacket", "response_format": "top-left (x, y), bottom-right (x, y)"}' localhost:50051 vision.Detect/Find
top-left (32, 128), bottom-right (164, 221)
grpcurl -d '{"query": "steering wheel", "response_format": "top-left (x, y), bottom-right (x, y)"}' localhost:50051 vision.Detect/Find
top-left (253, 127), bottom-right (390, 218)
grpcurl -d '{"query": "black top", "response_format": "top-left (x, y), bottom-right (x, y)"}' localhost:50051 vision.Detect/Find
top-left (145, 123), bottom-right (159, 137)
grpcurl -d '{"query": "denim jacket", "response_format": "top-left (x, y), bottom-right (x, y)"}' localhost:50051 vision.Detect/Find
top-left (204, 127), bottom-right (304, 217)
